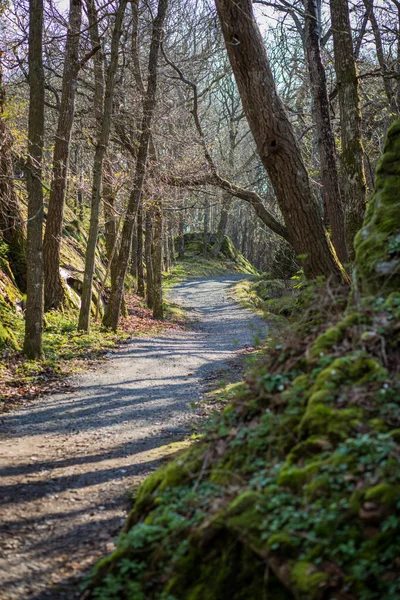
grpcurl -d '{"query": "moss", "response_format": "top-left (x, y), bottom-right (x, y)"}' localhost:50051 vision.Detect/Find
top-left (311, 326), bottom-right (343, 357)
top-left (299, 403), bottom-right (362, 439)
top-left (313, 354), bottom-right (387, 392)
top-left (364, 483), bottom-right (400, 507)
top-left (355, 117), bottom-right (400, 295)
top-left (287, 436), bottom-right (332, 465)
top-left (267, 532), bottom-right (297, 557)
top-left (277, 462), bottom-right (322, 490)
top-left (368, 418), bottom-right (389, 432)
top-left (290, 561), bottom-right (329, 598)
top-left (0, 320), bottom-right (18, 349)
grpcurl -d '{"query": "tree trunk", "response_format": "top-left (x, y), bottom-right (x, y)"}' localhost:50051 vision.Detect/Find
top-left (43, 0), bottom-right (83, 310)
top-left (102, 155), bottom-right (118, 285)
top-left (152, 200), bottom-right (163, 319)
top-left (304, 0), bottom-right (347, 264)
top-left (131, 219), bottom-right (138, 279)
top-left (213, 192), bottom-right (231, 257)
top-left (78, 0), bottom-right (127, 331)
top-left (0, 66), bottom-right (26, 290)
top-left (137, 203), bottom-right (145, 296)
top-left (145, 208), bottom-right (154, 309)
top-left (215, 0), bottom-right (345, 282)
top-left (203, 197), bottom-right (210, 257)
top-left (330, 0), bottom-right (367, 260)
top-left (24, 0), bottom-right (45, 359)
top-left (178, 207), bottom-right (185, 258)
top-left (102, 0), bottom-right (168, 331)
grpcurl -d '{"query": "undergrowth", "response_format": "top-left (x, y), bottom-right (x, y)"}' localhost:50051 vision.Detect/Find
top-left (84, 280), bottom-right (400, 600)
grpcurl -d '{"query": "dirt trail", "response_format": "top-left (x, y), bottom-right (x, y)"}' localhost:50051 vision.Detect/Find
top-left (0, 275), bottom-right (265, 599)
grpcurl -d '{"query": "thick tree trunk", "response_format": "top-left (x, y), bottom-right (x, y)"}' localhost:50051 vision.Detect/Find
top-left (78, 0), bottom-right (127, 331)
top-left (24, 0), bottom-right (45, 359)
top-left (43, 0), bottom-right (82, 311)
top-left (102, 0), bottom-right (168, 331)
top-left (152, 200), bottom-right (163, 319)
top-left (215, 0), bottom-right (345, 282)
top-left (145, 208), bottom-right (154, 309)
top-left (304, 0), bottom-right (347, 264)
top-left (330, 0), bottom-right (367, 260)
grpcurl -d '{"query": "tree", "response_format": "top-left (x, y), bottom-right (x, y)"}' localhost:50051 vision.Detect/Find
top-left (303, 0), bottom-right (347, 264)
top-left (215, 0), bottom-right (345, 281)
top-left (102, 0), bottom-right (169, 331)
top-left (78, 0), bottom-right (127, 332)
top-left (330, 0), bottom-right (367, 261)
top-left (43, 0), bottom-right (83, 310)
top-left (23, 0), bottom-right (45, 359)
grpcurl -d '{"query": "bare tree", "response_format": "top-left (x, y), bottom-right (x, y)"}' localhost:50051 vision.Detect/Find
top-left (78, 0), bottom-right (127, 332)
top-left (43, 0), bottom-right (83, 310)
top-left (304, 0), bottom-right (347, 264)
top-left (103, 0), bottom-right (169, 331)
top-left (330, 0), bottom-right (367, 260)
top-left (24, 0), bottom-right (45, 359)
top-left (215, 0), bottom-right (346, 281)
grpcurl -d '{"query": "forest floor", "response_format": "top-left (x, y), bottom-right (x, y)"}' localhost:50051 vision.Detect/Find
top-left (0, 275), bottom-right (266, 600)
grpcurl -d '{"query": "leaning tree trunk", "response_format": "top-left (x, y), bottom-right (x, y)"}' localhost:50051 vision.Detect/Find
top-left (43, 0), bottom-right (82, 311)
top-left (152, 200), bottom-right (163, 319)
top-left (330, 0), bottom-right (367, 261)
top-left (0, 74), bottom-right (26, 290)
top-left (304, 0), bottom-right (347, 264)
top-left (215, 0), bottom-right (346, 282)
top-left (78, 0), bottom-right (127, 332)
top-left (24, 0), bottom-right (45, 359)
top-left (102, 0), bottom-right (168, 331)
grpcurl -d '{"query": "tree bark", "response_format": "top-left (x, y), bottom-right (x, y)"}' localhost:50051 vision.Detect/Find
top-left (102, 0), bottom-right (168, 331)
top-left (136, 203), bottom-right (145, 296)
top-left (102, 156), bottom-right (118, 286)
top-left (43, 0), bottom-right (83, 311)
top-left (145, 207), bottom-right (154, 310)
top-left (78, 0), bottom-right (127, 331)
top-left (215, 0), bottom-right (345, 282)
top-left (330, 0), bottom-right (367, 260)
top-left (304, 0), bottom-right (347, 264)
top-left (24, 0), bottom-right (45, 359)
top-left (152, 200), bottom-right (163, 319)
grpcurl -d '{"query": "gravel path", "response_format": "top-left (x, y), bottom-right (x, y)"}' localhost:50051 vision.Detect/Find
top-left (0, 275), bottom-right (266, 600)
